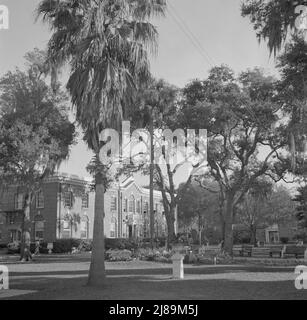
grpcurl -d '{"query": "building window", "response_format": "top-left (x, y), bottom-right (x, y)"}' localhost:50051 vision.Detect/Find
top-left (14, 193), bottom-right (23, 210)
top-left (80, 217), bottom-right (88, 239)
top-left (124, 198), bottom-right (128, 212)
top-left (82, 193), bottom-right (89, 209)
top-left (155, 203), bottom-right (158, 213)
top-left (9, 230), bottom-right (21, 242)
top-left (63, 191), bottom-right (73, 208)
top-left (110, 217), bottom-right (117, 238)
top-left (35, 231), bottom-right (44, 240)
top-left (110, 196), bottom-right (117, 211)
top-left (35, 221), bottom-right (44, 240)
top-left (136, 200), bottom-right (141, 214)
top-left (144, 202), bottom-right (149, 213)
top-left (63, 220), bottom-right (70, 230)
top-left (7, 213), bottom-right (16, 225)
top-left (129, 195), bottom-right (135, 213)
top-left (36, 190), bottom-right (44, 209)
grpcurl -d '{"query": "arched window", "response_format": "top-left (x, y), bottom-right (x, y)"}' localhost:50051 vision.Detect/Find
top-left (128, 195), bottom-right (135, 213)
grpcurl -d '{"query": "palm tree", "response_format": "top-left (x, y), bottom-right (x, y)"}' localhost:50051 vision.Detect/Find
top-left (37, 0), bottom-right (166, 286)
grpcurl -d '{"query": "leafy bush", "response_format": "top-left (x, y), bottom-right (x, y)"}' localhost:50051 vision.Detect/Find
top-left (7, 241), bottom-right (20, 254)
top-left (197, 251), bottom-right (233, 265)
top-left (294, 233), bottom-right (307, 243)
top-left (79, 239), bottom-right (92, 252)
top-left (51, 239), bottom-right (81, 253)
top-left (105, 249), bottom-right (132, 262)
top-left (105, 238), bottom-right (139, 251)
top-left (136, 248), bottom-right (172, 263)
top-left (280, 237), bottom-right (289, 244)
top-left (183, 252), bottom-right (199, 264)
top-left (233, 230), bottom-right (251, 244)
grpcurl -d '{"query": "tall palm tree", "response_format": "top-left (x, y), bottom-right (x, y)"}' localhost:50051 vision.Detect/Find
top-left (37, 0), bottom-right (166, 286)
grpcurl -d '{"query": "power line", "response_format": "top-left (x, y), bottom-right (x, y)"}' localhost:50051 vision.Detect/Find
top-left (166, 7), bottom-right (213, 68)
top-left (166, 0), bottom-right (216, 68)
top-left (168, 0), bottom-right (216, 66)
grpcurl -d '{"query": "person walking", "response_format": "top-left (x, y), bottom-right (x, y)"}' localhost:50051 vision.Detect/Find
top-left (21, 231), bottom-right (32, 262)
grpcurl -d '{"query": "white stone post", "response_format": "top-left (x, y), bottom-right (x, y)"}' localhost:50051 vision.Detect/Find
top-left (47, 243), bottom-right (53, 255)
top-left (172, 253), bottom-right (184, 279)
top-left (0, 265), bottom-right (9, 290)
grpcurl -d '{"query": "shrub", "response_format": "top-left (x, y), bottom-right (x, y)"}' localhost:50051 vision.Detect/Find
top-left (7, 241), bottom-right (20, 254)
top-left (105, 238), bottom-right (139, 251)
top-left (136, 248), bottom-right (173, 263)
top-left (294, 233), bottom-right (307, 243)
top-left (233, 230), bottom-right (251, 244)
top-left (105, 249), bottom-right (132, 262)
top-left (183, 252), bottom-right (199, 264)
top-left (79, 239), bottom-right (92, 252)
top-left (51, 239), bottom-right (82, 253)
top-left (280, 237), bottom-right (289, 244)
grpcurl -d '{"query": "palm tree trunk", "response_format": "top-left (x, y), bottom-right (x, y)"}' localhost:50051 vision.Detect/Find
top-left (87, 172), bottom-right (106, 287)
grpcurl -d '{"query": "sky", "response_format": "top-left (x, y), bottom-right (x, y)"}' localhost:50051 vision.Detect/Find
top-left (0, 0), bottom-right (280, 186)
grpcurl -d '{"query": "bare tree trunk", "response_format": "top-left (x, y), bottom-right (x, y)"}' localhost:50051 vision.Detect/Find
top-left (165, 206), bottom-right (176, 249)
top-left (87, 172), bottom-right (106, 287)
top-left (223, 193), bottom-right (234, 254)
top-left (20, 192), bottom-right (32, 261)
top-left (218, 190), bottom-right (225, 246)
top-left (250, 225), bottom-right (257, 246)
top-left (198, 211), bottom-right (202, 246)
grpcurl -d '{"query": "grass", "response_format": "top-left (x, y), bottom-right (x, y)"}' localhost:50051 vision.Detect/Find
top-left (0, 254), bottom-right (307, 300)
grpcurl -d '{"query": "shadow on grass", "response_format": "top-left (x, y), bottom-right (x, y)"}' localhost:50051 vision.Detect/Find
top-left (6, 274), bottom-right (307, 300)
top-left (3, 263), bottom-right (306, 300)
top-left (8, 264), bottom-right (296, 278)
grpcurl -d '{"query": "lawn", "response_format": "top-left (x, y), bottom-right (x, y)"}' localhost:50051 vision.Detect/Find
top-left (0, 254), bottom-right (307, 300)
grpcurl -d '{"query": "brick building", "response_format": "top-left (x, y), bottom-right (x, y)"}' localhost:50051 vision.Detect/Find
top-left (0, 174), bottom-right (174, 244)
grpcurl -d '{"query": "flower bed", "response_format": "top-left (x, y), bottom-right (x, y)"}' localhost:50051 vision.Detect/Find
top-left (135, 248), bottom-right (173, 263)
top-left (105, 249), bottom-right (133, 262)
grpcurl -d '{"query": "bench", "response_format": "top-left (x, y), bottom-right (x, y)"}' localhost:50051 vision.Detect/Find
top-left (232, 245), bottom-right (243, 256)
top-left (282, 245), bottom-right (307, 259)
top-left (265, 245), bottom-right (284, 258)
top-left (172, 244), bottom-right (188, 255)
top-left (251, 247), bottom-right (271, 258)
top-left (198, 245), bottom-right (221, 257)
top-left (241, 244), bottom-right (253, 257)
top-left (232, 244), bottom-right (253, 257)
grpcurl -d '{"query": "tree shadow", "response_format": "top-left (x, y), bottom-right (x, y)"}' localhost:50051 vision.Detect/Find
top-left (4, 264), bottom-right (306, 300)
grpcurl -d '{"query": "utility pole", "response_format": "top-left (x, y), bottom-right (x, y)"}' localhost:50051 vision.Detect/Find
top-left (150, 106), bottom-right (155, 249)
